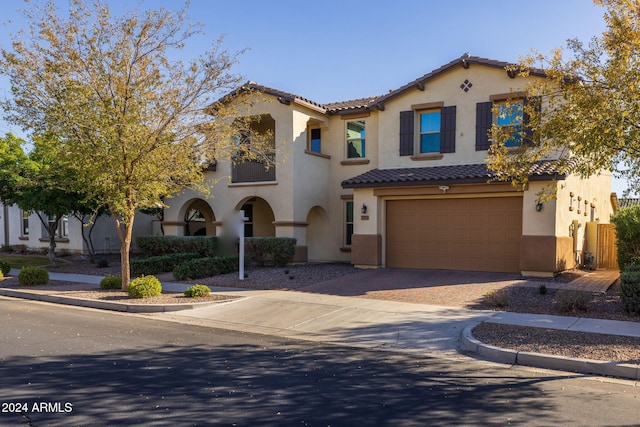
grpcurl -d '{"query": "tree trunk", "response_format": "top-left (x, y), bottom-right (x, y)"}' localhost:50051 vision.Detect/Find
top-left (113, 209), bottom-right (136, 290)
top-left (36, 212), bottom-right (59, 266)
top-left (120, 237), bottom-right (131, 290)
top-left (76, 212), bottom-right (98, 263)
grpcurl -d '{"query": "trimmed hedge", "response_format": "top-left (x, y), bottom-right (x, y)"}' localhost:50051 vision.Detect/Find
top-left (127, 275), bottom-right (162, 298)
top-left (136, 236), bottom-right (219, 257)
top-left (173, 256), bottom-right (239, 280)
top-left (245, 237), bottom-right (296, 267)
top-left (100, 275), bottom-right (122, 290)
top-left (0, 260), bottom-right (10, 276)
top-left (18, 267), bottom-right (49, 286)
top-left (611, 206), bottom-right (640, 269)
top-left (184, 284), bottom-right (211, 298)
top-left (620, 265), bottom-right (640, 314)
top-left (131, 252), bottom-right (201, 276)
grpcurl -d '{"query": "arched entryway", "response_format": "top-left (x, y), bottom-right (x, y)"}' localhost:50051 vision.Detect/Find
top-left (235, 197), bottom-right (275, 237)
top-left (180, 198), bottom-right (216, 236)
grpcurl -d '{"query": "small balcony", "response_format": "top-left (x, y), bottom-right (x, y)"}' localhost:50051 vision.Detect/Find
top-left (231, 153), bottom-right (276, 183)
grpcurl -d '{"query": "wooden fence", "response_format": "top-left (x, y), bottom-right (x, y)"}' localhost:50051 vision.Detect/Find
top-left (597, 223), bottom-right (618, 269)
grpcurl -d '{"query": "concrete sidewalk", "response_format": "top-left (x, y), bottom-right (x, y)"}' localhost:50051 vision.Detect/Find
top-left (1, 270), bottom-right (639, 380)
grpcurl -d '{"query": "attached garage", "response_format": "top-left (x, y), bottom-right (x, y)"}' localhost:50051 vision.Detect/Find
top-left (385, 196), bottom-right (523, 272)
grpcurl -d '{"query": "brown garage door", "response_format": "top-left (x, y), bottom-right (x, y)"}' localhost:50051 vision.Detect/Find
top-left (386, 197), bottom-right (522, 272)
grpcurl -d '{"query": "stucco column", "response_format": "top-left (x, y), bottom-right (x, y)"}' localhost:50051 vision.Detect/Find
top-left (350, 189), bottom-right (382, 268)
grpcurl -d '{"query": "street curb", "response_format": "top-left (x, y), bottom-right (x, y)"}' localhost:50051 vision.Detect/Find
top-left (0, 288), bottom-right (234, 313)
top-left (461, 323), bottom-right (640, 381)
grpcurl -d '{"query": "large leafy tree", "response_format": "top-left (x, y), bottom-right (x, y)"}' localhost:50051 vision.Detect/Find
top-left (0, 133), bottom-right (88, 265)
top-left (486, 0), bottom-right (637, 197)
top-left (0, 1), bottom-right (265, 287)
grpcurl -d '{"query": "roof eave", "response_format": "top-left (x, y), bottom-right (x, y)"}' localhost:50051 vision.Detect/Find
top-left (342, 173), bottom-right (567, 189)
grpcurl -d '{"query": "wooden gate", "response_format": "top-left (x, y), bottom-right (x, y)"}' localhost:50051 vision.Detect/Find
top-left (597, 223), bottom-right (618, 269)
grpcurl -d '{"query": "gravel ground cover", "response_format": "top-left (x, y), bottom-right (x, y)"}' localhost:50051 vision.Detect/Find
top-left (2, 255), bottom-right (638, 364)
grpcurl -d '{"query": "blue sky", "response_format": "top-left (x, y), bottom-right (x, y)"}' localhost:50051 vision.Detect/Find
top-left (1, 0), bottom-right (626, 193)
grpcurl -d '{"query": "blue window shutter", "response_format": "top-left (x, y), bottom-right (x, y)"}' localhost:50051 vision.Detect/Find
top-left (399, 110), bottom-right (414, 156)
top-left (476, 101), bottom-right (493, 151)
top-left (440, 106), bottom-right (456, 153)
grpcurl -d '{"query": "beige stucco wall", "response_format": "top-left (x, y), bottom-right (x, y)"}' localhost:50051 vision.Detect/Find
top-left (377, 66), bottom-right (537, 169)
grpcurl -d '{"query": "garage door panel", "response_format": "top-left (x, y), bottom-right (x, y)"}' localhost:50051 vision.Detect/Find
top-left (386, 197), bottom-right (522, 273)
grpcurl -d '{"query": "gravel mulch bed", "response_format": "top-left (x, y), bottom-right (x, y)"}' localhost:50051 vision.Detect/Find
top-left (469, 282), bottom-right (640, 322)
top-left (472, 323), bottom-right (640, 364)
top-left (0, 277), bottom-right (236, 305)
top-left (179, 263), bottom-right (361, 290)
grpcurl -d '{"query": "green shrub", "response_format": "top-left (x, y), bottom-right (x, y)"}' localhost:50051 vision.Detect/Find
top-left (245, 237), bottom-right (296, 267)
top-left (173, 256), bottom-right (239, 280)
top-left (100, 275), bottom-right (122, 290)
top-left (131, 252), bottom-right (201, 276)
top-left (555, 290), bottom-right (590, 313)
top-left (184, 284), bottom-right (211, 298)
top-left (0, 260), bottom-right (11, 276)
top-left (136, 236), bottom-right (219, 257)
top-left (538, 284), bottom-right (548, 295)
top-left (0, 270), bottom-right (3, 279)
top-left (127, 275), bottom-right (162, 298)
top-left (18, 267), bottom-right (49, 286)
top-left (620, 265), bottom-right (640, 314)
top-left (611, 206), bottom-right (640, 269)
top-left (483, 288), bottom-right (509, 308)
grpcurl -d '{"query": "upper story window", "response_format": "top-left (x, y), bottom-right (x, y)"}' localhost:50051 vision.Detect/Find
top-left (477, 92), bottom-right (531, 151)
top-left (346, 120), bottom-right (366, 158)
top-left (309, 128), bottom-right (321, 153)
top-left (419, 110), bottom-right (441, 153)
top-left (495, 101), bottom-right (523, 147)
top-left (399, 104), bottom-right (456, 157)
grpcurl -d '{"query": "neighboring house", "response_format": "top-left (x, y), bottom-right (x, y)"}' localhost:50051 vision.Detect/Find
top-left (0, 203), bottom-right (157, 255)
top-left (163, 55), bottom-right (614, 276)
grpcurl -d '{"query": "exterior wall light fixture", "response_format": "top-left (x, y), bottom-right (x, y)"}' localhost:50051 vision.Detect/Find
top-left (361, 204), bottom-right (367, 214)
top-left (535, 202), bottom-right (543, 212)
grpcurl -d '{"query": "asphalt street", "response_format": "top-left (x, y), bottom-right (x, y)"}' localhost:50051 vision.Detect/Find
top-left (1, 297), bottom-right (639, 426)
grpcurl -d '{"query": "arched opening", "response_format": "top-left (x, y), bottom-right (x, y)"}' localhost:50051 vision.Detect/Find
top-left (306, 205), bottom-right (331, 262)
top-left (236, 197), bottom-right (275, 237)
top-left (181, 199), bottom-right (216, 236)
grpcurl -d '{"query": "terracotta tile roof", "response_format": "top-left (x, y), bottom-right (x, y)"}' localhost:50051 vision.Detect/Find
top-left (243, 82), bottom-right (327, 112)
top-left (341, 161), bottom-right (567, 189)
top-left (324, 96), bottom-right (382, 112)
top-left (241, 55), bottom-right (546, 115)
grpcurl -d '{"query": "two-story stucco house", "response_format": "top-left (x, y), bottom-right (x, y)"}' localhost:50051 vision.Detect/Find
top-left (163, 55), bottom-right (614, 276)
